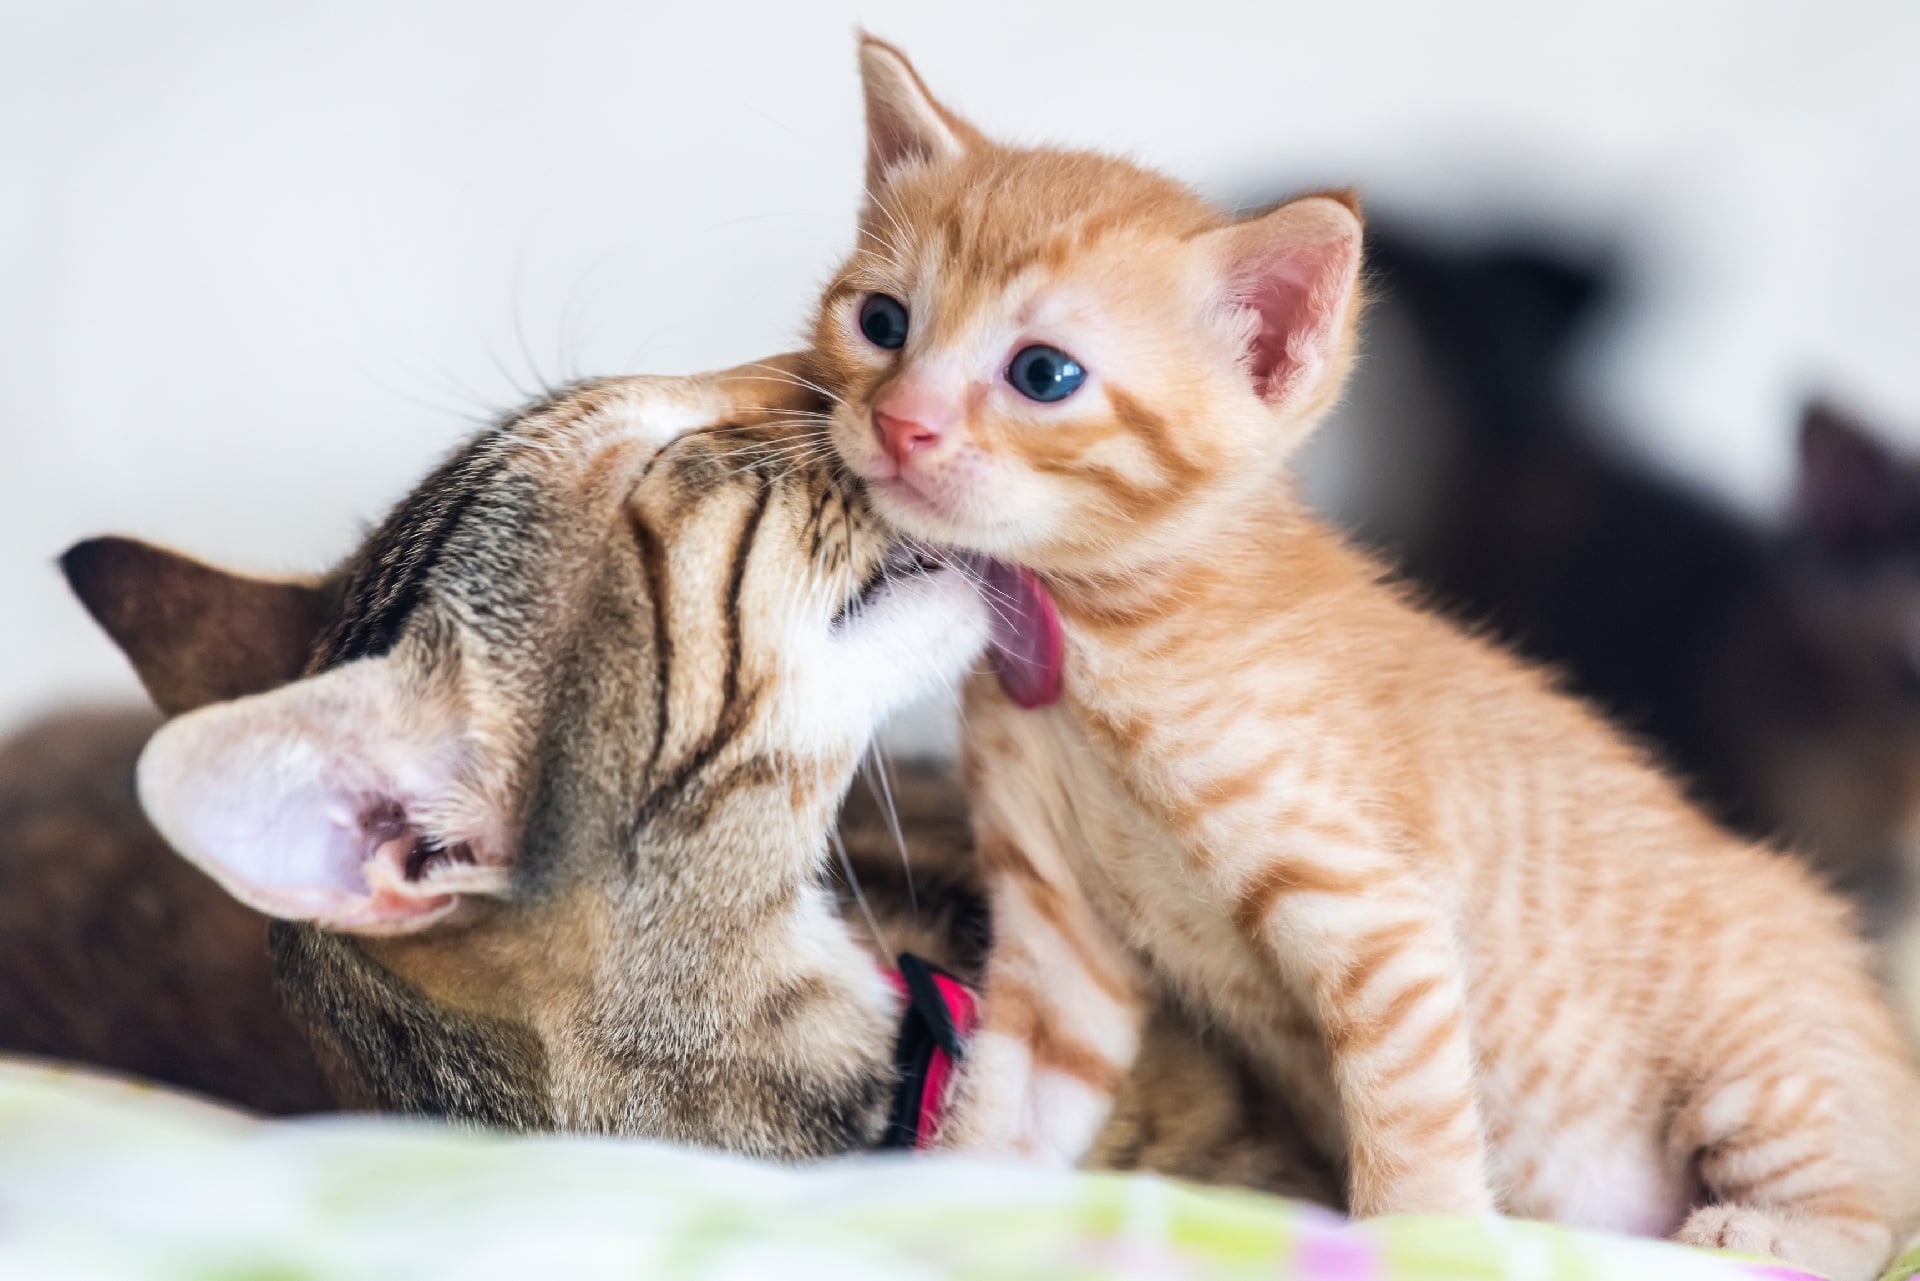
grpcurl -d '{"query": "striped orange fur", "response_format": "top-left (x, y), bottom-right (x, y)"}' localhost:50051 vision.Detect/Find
top-left (805, 36), bottom-right (1920, 1280)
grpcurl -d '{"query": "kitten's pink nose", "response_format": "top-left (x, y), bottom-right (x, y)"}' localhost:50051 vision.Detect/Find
top-left (874, 408), bottom-right (942, 465)
top-left (872, 382), bottom-right (958, 467)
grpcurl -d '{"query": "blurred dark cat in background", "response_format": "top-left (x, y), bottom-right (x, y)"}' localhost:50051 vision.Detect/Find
top-left (0, 706), bottom-right (333, 1111)
top-left (1319, 224), bottom-right (1920, 932)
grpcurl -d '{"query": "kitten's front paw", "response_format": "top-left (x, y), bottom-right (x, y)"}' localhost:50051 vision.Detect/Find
top-left (938, 1029), bottom-right (1111, 1166)
top-left (1676, 1204), bottom-right (1890, 1281)
top-left (1676, 1205), bottom-right (1788, 1258)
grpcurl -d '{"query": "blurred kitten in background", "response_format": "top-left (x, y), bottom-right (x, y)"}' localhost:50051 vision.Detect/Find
top-left (1312, 226), bottom-right (1920, 934)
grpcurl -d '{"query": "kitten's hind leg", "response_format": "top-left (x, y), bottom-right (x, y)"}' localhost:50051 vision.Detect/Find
top-left (1671, 1070), bottom-right (1894, 1281)
top-left (938, 824), bottom-right (1147, 1164)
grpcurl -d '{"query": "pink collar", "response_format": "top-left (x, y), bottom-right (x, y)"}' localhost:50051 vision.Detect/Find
top-left (880, 955), bottom-right (978, 1150)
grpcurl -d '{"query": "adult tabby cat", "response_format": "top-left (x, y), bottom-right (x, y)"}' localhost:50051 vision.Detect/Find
top-left (808, 37), bottom-right (1920, 1278)
top-left (66, 363), bottom-right (1333, 1197)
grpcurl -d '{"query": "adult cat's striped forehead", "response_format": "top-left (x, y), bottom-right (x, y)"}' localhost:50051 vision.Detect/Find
top-left (307, 376), bottom-right (894, 694)
top-left (311, 378), bottom-right (703, 675)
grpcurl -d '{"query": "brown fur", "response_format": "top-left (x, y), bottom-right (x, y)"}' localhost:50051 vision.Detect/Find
top-left (63, 539), bottom-right (334, 716)
top-left (0, 706), bottom-right (332, 1113)
top-left (809, 39), bottom-right (1920, 1279)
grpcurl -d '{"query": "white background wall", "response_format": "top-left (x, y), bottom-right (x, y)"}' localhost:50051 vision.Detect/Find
top-left (4, 1), bottom-right (1918, 731)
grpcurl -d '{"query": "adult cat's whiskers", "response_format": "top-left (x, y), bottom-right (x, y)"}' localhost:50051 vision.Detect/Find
top-left (707, 431), bottom-right (831, 460)
top-left (830, 823), bottom-right (890, 960)
top-left (922, 546), bottom-right (1025, 639)
top-left (702, 425), bottom-right (833, 462)
top-left (699, 407), bottom-right (836, 432)
top-left (713, 440), bottom-right (837, 483)
top-left (739, 363), bottom-right (849, 410)
top-left (861, 749), bottom-right (916, 919)
top-left (482, 344), bottom-right (543, 408)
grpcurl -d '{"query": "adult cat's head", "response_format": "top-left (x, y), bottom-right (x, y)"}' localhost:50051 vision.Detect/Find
top-left (808, 37), bottom-right (1366, 579)
top-left (63, 361), bottom-right (990, 1152)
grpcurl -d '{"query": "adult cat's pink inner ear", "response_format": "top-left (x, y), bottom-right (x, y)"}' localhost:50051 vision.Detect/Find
top-left (135, 658), bottom-right (510, 936)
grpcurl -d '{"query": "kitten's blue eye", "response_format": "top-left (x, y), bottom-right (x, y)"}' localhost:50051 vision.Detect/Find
top-left (1007, 345), bottom-right (1086, 403)
top-left (858, 294), bottom-right (909, 350)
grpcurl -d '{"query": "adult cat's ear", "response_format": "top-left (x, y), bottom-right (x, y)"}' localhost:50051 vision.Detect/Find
top-left (1798, 399), bottom-right (1906, 553)
top-left (62, 537), bottom-right (331, 715)
top-left (1204, 192), bottom-right (1366, 423)
top-left (857, 33), bottom-right (982, 188)
top-left (136, 656), bottom-right (511, 936)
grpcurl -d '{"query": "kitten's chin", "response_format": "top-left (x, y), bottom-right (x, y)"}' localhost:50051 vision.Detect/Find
top-left (864, 476), bottom-right (1035, 561)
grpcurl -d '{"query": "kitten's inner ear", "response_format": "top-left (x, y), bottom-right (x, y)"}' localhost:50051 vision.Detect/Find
top-left (1207, 194), bottom-right (1366, 420)
top-left (62, 536), bottom-right (331, 715)
top-left (858, 34), bottom-right (981, 188)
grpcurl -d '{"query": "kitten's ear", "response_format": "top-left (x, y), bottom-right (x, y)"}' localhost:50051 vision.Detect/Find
top-left (857, 34), bottom-right (982, 187)
top-left (1204, 193), bottom-right (1366, 420)
top-left (136, 656), bottom-right (511, 936)
top-left (62, 537), bottom-right (330, 715)
top-left (1798, 399), bottom-right (1906, 551)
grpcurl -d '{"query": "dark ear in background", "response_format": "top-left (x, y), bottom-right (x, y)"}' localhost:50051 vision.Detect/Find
top-left (60, 536), bottom-right (332, 715)
top-left (1368, 230), bottom-right (1614, 365)
top-left (1796, 400), bottom-right (1912, 556)
top-left (1365, 227), bottom-right (1615, 439)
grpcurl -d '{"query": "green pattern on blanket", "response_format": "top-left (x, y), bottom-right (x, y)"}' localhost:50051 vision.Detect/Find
top-left (0, 1060), bottom-right (1903, 1280)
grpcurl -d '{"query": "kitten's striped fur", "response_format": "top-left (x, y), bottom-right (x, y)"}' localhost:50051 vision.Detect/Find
top-left (810, 38), bottom-right (1920, 1279)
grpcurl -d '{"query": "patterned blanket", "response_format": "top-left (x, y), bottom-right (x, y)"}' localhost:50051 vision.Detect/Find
top-left (0, 1059), bottom-right (1908, 1280)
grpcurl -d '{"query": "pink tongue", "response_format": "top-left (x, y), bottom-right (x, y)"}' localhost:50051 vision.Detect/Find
top-left (974, 558), bottom-right (1063, 709)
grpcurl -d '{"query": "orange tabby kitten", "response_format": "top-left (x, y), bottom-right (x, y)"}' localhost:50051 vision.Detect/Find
top-left (804, 36), bottom-right (1920, 1280)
